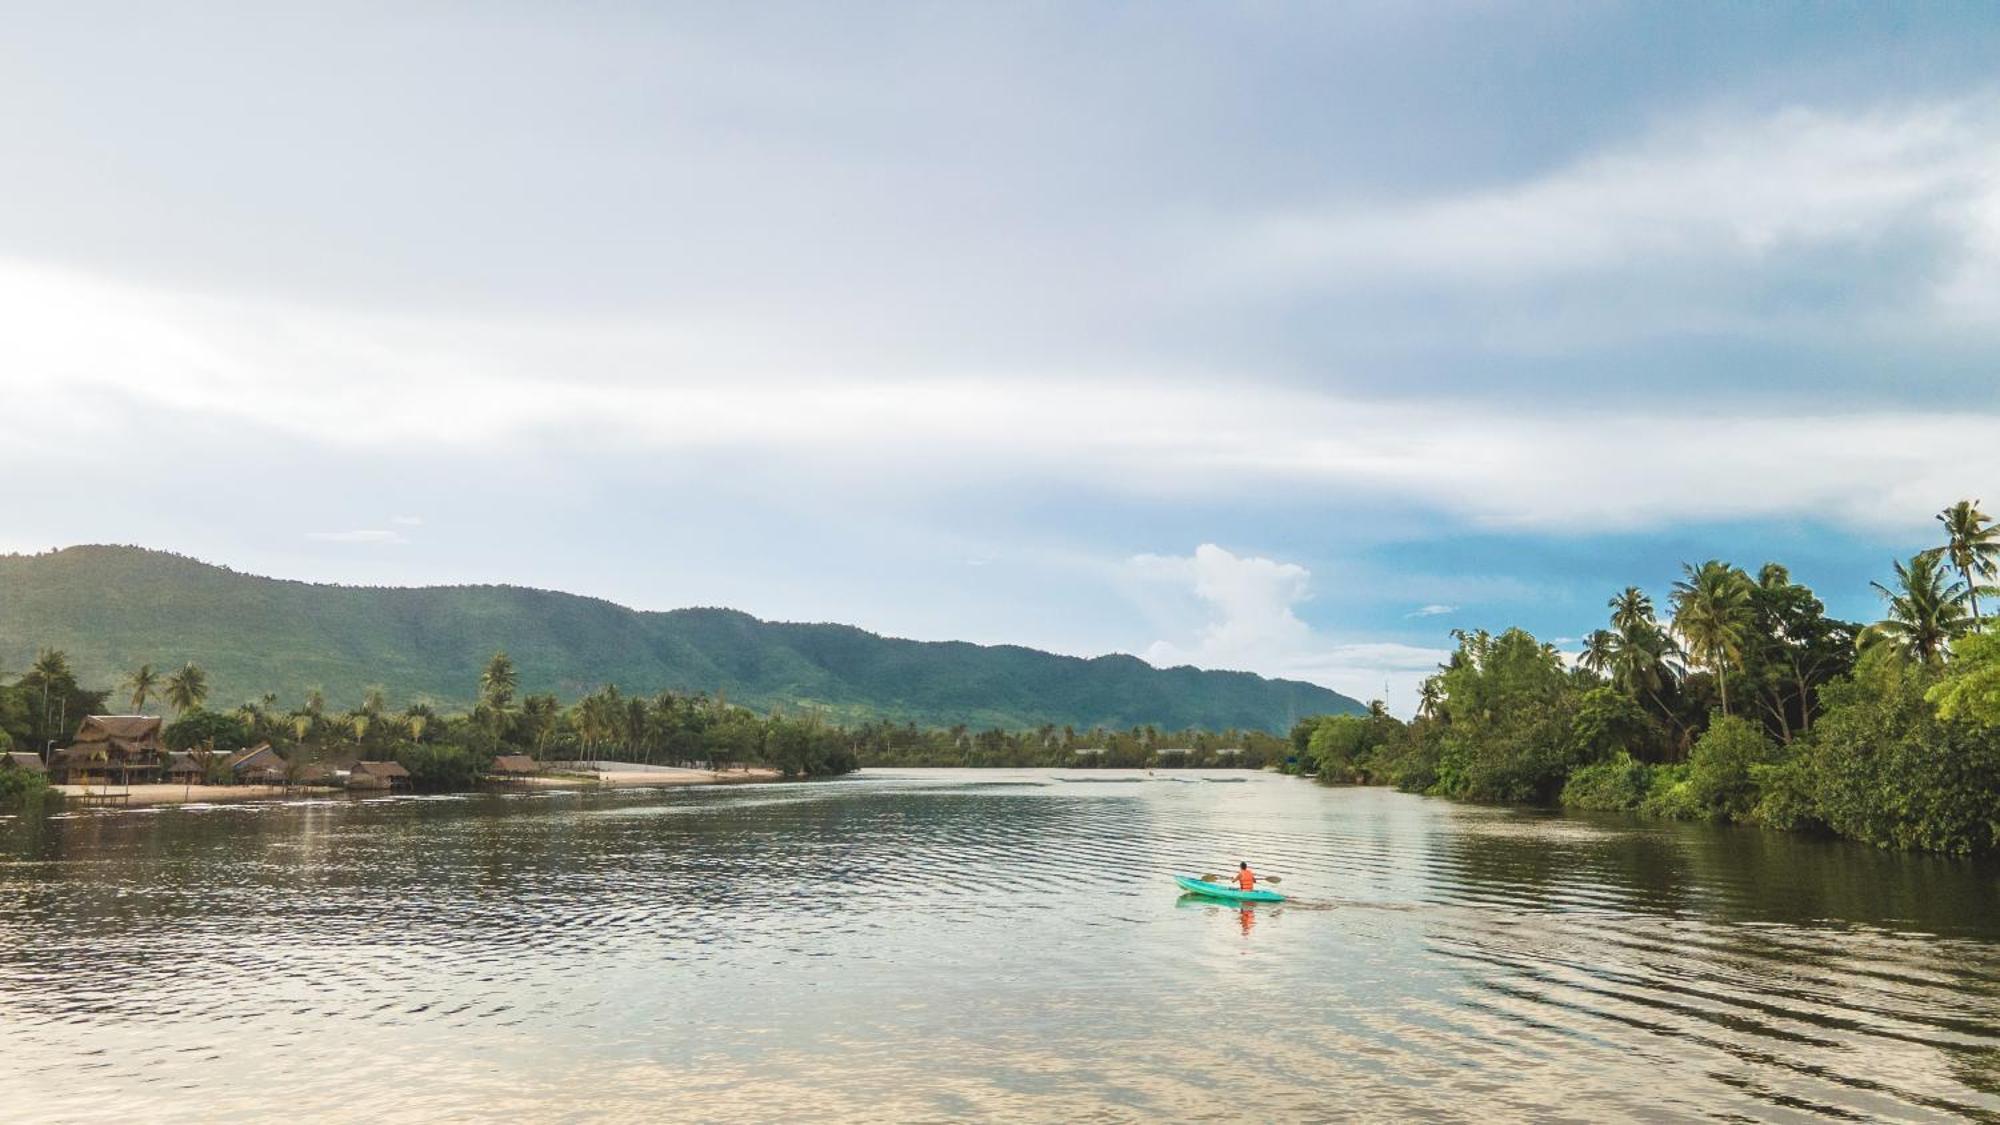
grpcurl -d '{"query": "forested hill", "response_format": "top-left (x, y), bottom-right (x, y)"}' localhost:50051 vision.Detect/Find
top-left (0, 546), bottom-right (1362, 731)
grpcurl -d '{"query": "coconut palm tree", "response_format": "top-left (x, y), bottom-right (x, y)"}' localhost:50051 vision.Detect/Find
top-left (27, 648), bottom-right (75, 746)
top-left (123, 663), bottom-right (161, 713)
top-left (1861, 552), bottom-right (1970, 664)
top-left (480, 651), bottom-right (518, 712)
top-left (1610, 587), bottom-right (1654, 635)
top-left (1671, 560), bottom-right (1753, 717)
top-left (1932, 500), bottom-right (2000, 632)
top-left (1579, 630), bottom-right (1616, 677)
top-left (1416, 677), bottom-right (1444, 720)
top-left (164, 663), bottom-right (209, 718)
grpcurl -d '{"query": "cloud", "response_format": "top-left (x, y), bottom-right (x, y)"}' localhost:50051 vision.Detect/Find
top-left (5, 248), bottom-right (1997, 538)
top-left (306, 529), bottom-right (407, 544)
top-left (391, 515), bottom-right (423, 526)
top-left (1132, 544), bottom-right (1448, 714)
top-left (1236, 100), bottom-right (2000, 312)
top-left (1405, 604), bottom-right (1457, 618)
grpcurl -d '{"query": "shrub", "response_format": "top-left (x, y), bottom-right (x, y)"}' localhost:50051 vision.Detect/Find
top-left (1639, 764), bottom-right (1702, 819)
top-left (1559, 751), bottom-right (1653, 811)
top-left (0, 768), bottom-right (57, 811)
top-left (1682, 714), bottom-right (1783, 822)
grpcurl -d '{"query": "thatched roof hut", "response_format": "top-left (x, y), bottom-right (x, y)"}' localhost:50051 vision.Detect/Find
top-left (224, 743), bottom-right (289, 784)
top-left (489, 755), bottom-right (539, 776)
top-left (349, 760), bottom-right (411, 790)
top-left (2, 752), bottom-right (46, 774)
top-left (73, 715), bottom-right (165, 754)
top-left (163, 752), bottom-right (203, 778)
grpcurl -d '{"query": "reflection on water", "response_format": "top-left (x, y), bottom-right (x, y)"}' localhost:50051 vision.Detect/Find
top-left (2, 770), bottom-right (1997, 1122)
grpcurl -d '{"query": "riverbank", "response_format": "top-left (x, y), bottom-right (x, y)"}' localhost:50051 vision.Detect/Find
top-left (44, 768), bottom-right (785, 809)
top-left (53, 783), bottom-right (335, 806)
top-left (524, 766), bottom-right (782, 789)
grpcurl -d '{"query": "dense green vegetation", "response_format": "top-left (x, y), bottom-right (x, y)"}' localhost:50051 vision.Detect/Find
top-left (0, 648), bottom-right (1278, 797)
top-left (1284, 500), bottom-right (2000, 857)
top-left (0, 546), bottom-right (1359, 731)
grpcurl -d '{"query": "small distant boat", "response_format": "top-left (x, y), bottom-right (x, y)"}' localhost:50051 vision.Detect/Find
top-left (1173, 875), bottom-right (1284, 903)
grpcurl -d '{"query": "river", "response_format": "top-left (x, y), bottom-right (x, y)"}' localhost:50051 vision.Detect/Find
top-left (2, 769), bottom-right (1996, 1122)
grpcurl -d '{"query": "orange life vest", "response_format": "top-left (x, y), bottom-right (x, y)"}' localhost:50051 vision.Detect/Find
top-left (1237, 867), bottom-right (1256, 890)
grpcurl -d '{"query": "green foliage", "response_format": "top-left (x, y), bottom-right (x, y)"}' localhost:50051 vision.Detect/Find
top-left (1292, 711), bottom-right (1404, 782)
top-left (1927, 631), bottom-right (2000, 726)
top-left (1677, 714), bottom-right (1783, 822)
top-left (1783, 653), bottom-right (2000, 856)
top-left (0, 768), bottom-right (56, 810)
top-left (0, 546), bottom-right (1361, 731)
top-left (162, 708), bottom-right (254, 753)
top-left (1559, 751), bottom-right (1653, 811)
top-left (1429, 629), bottom-right (1592, 803)
top-left (393, 743), bottom-right (482, 792)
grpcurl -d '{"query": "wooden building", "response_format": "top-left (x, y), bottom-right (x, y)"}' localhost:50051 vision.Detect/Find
top-left (349, 760), bottom-right (412, 791)
top-left (1, 751), bottom-right (46, 775)
top-left (225, 743), bottom-right (288, 785)
top-left (49, 715), bottom-right (165, 785)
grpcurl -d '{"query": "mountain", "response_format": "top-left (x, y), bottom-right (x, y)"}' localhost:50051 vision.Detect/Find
top-left (0, 546), bottom-right (1363, 731)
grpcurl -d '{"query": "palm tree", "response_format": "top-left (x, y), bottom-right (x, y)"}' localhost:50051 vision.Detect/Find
top-left (1671, 560), bottom-right (1753, 716)
top-left (164, 663), bottom-right (209, 718)
top-left (1932, 500), bottom-right (2000, 632)
top-left (1610, 587), bottom-right (1654, 635)
top-left (28, 648), bottom-right (75, 747)
top-left (1416, 678), bottom-right (1444, 720)
top-left (1579, 630), bottom-right (1616, 677)
top-left (1861, 552), bottom-right (1970, 664)
top-left (124, 663), bottom-right (161, 713)
top-left (480, 651), bottom-right (518, 712)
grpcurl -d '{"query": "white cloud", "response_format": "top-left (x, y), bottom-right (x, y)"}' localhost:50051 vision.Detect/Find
top-left (306, 529), bottom-right (407, 544)
top-left (1238, 100), bottom-right (2000, 303)
top-left (1131, 544), bottom-right (1448, 715)
top-left (1405, 604), bottom-right (1457, 618)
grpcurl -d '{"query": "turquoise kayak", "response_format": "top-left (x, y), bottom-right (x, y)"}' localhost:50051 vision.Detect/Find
top-left (1174, 875), bottom-right (1285, 903)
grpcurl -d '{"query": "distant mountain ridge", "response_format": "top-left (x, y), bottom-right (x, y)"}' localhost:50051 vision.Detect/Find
top-left (0, 546), bottom-right (1363, 731)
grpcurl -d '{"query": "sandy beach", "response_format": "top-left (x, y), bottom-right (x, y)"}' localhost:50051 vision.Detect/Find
top-left (522, 767), bottom-right (782, 789)
top-left (52, 783), bottom-right (339, 807)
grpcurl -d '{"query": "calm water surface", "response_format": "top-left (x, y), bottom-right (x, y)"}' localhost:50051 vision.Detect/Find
top-left (2, 769), bottom-right (1997, 1122)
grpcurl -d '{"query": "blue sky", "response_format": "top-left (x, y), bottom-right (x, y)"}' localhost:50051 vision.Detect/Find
top-left (4, 3), bottom-right (1998, 713)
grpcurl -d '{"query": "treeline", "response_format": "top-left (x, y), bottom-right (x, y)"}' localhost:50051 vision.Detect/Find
top-left (1286, 499), bottom-right (2000, 857)
top-left (0, 647), bottom-right (1286, 799)
top-left (0, 651), bottom-right (867, 794)
top-left (848, 724), bottom-right (1289, 768)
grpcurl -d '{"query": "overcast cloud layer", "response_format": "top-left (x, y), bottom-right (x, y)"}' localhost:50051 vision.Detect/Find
top-left (4, 3), bottom-right (1997, 714)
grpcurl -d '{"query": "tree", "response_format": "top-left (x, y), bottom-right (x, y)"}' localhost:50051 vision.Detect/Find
top-left (1416, 677), bottom-right (1444, 720)
top-left (124, 663), bottom-right (161, 713)
top-left (1671, 560), bottom-right (1753, 717)
top-left (1861, 553), bottom-right (1970, 665)
top-left (164, 662), bottom-right (209, 718)
top-left (479, 651), bottom-right (518, 712)
top-left (27, 648), bottom-right (75, 742)
top-left (1927, 632), bottom-right (2000, 726)
top-left (1932, 500), bottom-right (2000, 631)
top-left (1579, 630), bottom-right (1615, 678)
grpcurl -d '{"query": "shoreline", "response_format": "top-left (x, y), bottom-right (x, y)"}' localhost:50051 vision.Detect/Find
top-left (47, 767), bottom-right (786, 809)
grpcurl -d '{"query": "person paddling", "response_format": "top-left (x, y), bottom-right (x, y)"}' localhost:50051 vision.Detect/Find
top-left (1235, 861), bottom-right (1257, 891)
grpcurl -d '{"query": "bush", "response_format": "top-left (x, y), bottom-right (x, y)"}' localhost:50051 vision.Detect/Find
top-left (1802, 656), bottom-right (2000, 855)
top-left (392, 743), bottom-right (482, 792)
top-left (0, 768), bottom-right (57, 811)
top-left (163, 709), bottom-right (254, 753)
top-left (1639, 764), bottom-right (1702, 819)
top-left (1682, 714), bottom-right (1783, 821)
top-left (1559, 751), bottom-right (1653, 811)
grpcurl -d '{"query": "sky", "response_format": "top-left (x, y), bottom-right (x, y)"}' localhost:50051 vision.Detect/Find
top-left (4, 2), bottom-right (1999, 714)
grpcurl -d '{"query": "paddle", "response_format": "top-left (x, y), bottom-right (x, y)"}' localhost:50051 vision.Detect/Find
top-left (1200, 873), bottom-right (1282, 885)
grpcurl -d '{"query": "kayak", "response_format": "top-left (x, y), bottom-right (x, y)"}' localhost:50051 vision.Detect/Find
top-left (1174, 875), bottom-right (1285, 903)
